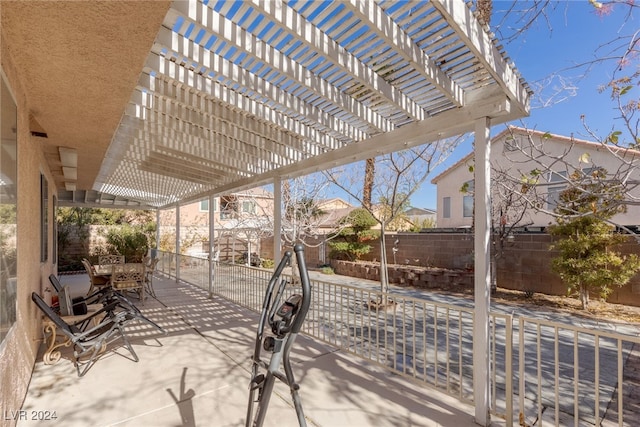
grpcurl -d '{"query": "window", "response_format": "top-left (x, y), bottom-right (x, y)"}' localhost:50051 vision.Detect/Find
top-left (220, 196), bottom-right (238, 219)
top-left (503, 135), bottom-right (520, 152)
top-left (547, 171), bottom-right (567, 210)
top-left (463, 195), bottom-right (474, 217)
top-left (548, 170), bottom-right (567, 183)
top-left (199, 198), bottom-right (217, 212)
top-left (547, 186), bottom-right (565, 210)
top-left (242, 200), bottom-right (256, 214)
top-left (461, 179), bottom-right (474, 218)
top-left (443, 197), bottom-right (451, 218)
top-left (503, 134), bottom-right (528, 152)
top-left (0, 74), bottom-right (18, 344)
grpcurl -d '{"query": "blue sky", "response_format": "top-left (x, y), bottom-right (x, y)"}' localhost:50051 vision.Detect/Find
top-left (409, 0), bottom-right (638, 209)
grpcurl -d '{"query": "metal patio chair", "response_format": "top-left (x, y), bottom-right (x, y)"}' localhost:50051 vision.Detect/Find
top-left (32, 292), bottom-right (139, 377)
top-left (49, 274), bottom-right (166, 334)
top-left (143, 257), bottom-right (159, 298)
top-left (81, 258), bottom-right (110, 296)
top-left (110, 263), bottom-right (145, 305)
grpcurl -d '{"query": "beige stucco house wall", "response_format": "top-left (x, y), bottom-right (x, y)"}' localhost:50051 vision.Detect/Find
top-left (158, 188), bottom-right (275, 258)
top-left (432, 127), bottom-right (640, 229)
top-left (0, 12), bottom-right (59, 425)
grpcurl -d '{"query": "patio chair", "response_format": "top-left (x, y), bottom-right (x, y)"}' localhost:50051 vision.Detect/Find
top-left (48, 274), bottom-right (117, 320)
top-left (144, 257), bottom-right (159, 298)
top-left (81, 258), bottom-right (110, 296)
top-left (111, 263), bottom-right (145, 305)
top-left (32, 292), bottom-right (139, 377)
top-left (99, 254), bottom-right (125, 266)
top-left (50, 274), bottom-right (166, 334)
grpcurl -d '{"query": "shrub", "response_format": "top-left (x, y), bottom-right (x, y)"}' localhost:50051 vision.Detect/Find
top-left (321, 266), bottom-right (334, 275)
top-left (328, 208), bottom-right (378, 261)
top-left (103, 225), bottom-right (150, 262)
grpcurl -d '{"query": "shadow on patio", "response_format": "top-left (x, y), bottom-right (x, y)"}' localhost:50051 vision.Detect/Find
top-left (19, 273), bottom-right (492, 427)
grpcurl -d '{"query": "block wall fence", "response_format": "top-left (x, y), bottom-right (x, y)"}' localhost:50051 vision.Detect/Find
top-left (262, 233), bottom-right (640, 307)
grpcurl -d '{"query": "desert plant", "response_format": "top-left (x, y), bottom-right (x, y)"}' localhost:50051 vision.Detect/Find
top-left (549, 170), bottom-right (640, 309)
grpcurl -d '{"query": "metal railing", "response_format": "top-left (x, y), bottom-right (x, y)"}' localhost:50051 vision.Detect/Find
top-left (156, 251), bottom-right (640, 426)
top-left (516, 316), bottom-right (640, 427)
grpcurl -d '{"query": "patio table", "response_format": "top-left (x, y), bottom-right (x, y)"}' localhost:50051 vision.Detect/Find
top-left (94, 262), bottom-right (144, 277)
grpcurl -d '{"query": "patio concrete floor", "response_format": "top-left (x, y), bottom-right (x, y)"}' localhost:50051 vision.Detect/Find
top-left (19, 273), bottom-right (493, 427)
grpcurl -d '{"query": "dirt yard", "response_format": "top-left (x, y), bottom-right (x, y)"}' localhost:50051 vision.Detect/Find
top-left (427, 284), bottom-right (640, 325)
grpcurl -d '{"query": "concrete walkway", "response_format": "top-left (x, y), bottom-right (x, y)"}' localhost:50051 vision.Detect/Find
top-left (19, 273), bottom-right (491, 427)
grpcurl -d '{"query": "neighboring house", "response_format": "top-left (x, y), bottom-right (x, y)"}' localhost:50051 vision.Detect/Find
top-left (161, 188), bottom-right (275, 259)
top-left (315, 198), bottom-right (356, 233)
top-left (171, 192), bottom-right (359, 259)
top-left (431, 126), bottom-right (640, 229)
top-left (177, 187), bottom-right (275, 227)
top-left (405, 207), bottom-right (437, 228)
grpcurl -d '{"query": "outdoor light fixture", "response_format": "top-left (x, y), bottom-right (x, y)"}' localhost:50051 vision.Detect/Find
top-left (58, 147), bottom-right (77, 167)
top-left (59, 147), bottom-right (77, 190)
top-left (62, 166), bottom-right (77, 180)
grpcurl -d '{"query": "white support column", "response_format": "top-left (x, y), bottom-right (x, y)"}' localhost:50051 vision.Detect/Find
top-left (273, 177), bottom-right (282, 262)
top-left (473, 117), bottom-right (491, 426)
top-left (155, 209), bottom-right (160, 257)
top-left (208, 194), bottom-right (215, 298)
top-left (175, 204), bottom-right (181, 283)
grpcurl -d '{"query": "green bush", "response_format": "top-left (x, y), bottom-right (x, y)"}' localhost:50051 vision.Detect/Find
top-left (103, 225), bottom-right (150, 262)
top-left (328, 208), bottom-right (378, 261)
top-left (261, 258), bottom-right (275, 269)
top-left (321, 266), bottom-right (334, 275)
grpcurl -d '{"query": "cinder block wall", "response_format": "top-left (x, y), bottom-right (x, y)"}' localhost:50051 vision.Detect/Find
top-left (366, 233), bottom-right (640, 307)
top-left (262, 233), bottom-right (640, 307)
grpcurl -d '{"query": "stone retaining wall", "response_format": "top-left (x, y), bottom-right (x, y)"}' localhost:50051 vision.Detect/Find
top-left (332, 260), bottom-right (474, 290)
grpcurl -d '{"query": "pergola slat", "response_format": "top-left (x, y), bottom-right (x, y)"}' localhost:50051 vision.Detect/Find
top-left (91, 0), bottom-right (530, 208)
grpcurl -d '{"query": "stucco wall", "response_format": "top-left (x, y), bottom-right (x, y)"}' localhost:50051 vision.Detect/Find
top-left (433, 131), bottom-right (640, 229)
top-left (0, 12), bottom-right (57, 426)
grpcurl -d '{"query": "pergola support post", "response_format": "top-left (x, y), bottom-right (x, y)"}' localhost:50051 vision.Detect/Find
top-left (473, 116), bottom-right (492, 426)
top-left (273, 177), bottom-right (282, 262)
top-left (208, 194), bottom-right (215, 298)
top-left (175, 204), bottom-right (181, 283)
top-left (155, 209), bottom-right (160, 255)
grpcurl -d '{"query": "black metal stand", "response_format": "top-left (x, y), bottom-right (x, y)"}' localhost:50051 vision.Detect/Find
top-left (245, 244), bottom-right (312, 427)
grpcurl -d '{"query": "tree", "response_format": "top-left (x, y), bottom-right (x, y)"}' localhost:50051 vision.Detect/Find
top-left (363, 158), bottom-right (375, 211)
top-left (325, 137), bottom-right (461, 295)
top-left (328, 208), bottom-right (378, 261)
top-left (549, 169), bottom-right (640, 309)
top-left (462, 162), bottom-right (534, 288)
top-left (276, 175), bottom-right (333, 248)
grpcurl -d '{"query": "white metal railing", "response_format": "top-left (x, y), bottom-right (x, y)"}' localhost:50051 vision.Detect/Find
top-left (516, 316), bottom-right (640, 427)
top-left (156, 251), bottom-right (640, 427)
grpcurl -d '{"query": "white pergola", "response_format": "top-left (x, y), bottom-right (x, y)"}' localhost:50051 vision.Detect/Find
top-left (4, 1), bottom-right (530, 424)
top-left (96, 0), bottom-right (530, 208)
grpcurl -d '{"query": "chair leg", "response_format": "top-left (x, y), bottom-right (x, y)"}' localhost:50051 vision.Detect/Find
top-left (118, 325), bottom-right (139, 363)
